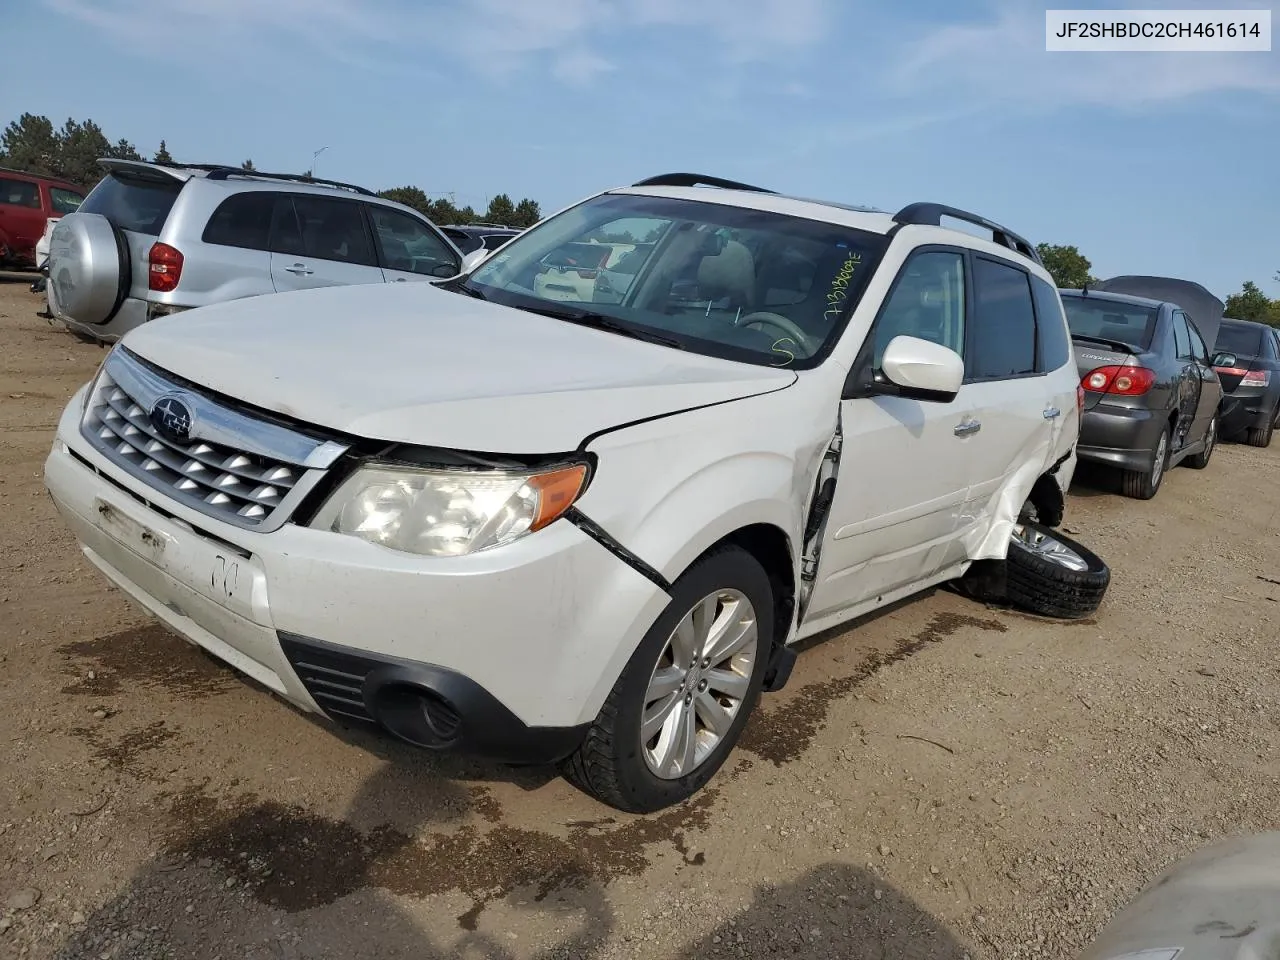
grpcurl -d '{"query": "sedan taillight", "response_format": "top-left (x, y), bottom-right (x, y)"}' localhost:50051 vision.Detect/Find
top-left (1082, 365), bottom-right (1156, 396)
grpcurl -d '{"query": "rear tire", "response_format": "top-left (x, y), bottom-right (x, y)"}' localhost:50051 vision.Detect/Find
top-left (1246, 412), bottom-right (1275, 449)
top-left (1005, 522), bottom-right (1110, 619)
top-left (560, 545), bottom-right (773, 813)
top-left (1120, 425), bottom-right (1168, 499)
top-left (1185, 413), bottom-right (1218, 469)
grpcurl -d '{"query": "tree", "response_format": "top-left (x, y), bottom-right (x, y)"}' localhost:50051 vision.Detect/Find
top-left (1036, 243), bottom-right (1095, 289)
top-left (1, 113), bottom-right (60, 176)
top-left (484, 193), bottom-right (517, 226)
top-left (241, 159), bottom-right (255, 170)
top-left (512, 198), bottom-right (542, 228)
top-left (378, 186), bottom-right (432, 215)
top-left (1225, 281), bottom-right (1279, 325)
top-left (153, 140), bottom-right (174, 164)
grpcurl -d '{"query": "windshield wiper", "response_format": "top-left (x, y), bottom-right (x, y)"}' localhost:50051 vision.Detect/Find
top-left (524, 306), bottom-right (686, 350)
top-left (1072, 333), bottom-right (1135, 353)
top-left (435, 276), bottom-right (488, 300)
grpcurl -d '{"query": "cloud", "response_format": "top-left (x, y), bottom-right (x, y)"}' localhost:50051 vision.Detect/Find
top-left (892, 4), bottom-right (1280, 106)
top-left (43, 0), bottom-right (836, 86)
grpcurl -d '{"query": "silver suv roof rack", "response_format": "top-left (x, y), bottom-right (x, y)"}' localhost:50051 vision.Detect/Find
top-left (95, 158), bottom-right (376, 197)
top-left (893, 202), bottom-right (1042, 265)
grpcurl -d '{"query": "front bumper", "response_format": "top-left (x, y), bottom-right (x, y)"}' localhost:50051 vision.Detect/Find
top-left (1077, 401), bottom-right (1164, 472)
top-left (45, 392), bottom-right (668, 756)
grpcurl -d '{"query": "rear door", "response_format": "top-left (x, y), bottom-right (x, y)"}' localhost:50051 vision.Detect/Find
top-left (960, 255), bottom-right (1058, 535)
top-left (366, 205), bottom-right (461, 282)
top-left (1184, 316), bottom-right (1221, 437)
top-left (0, 175), bottom-right (47, 261)
top-left (269, 194), bottom-right (384, 292)
top-left (74, 168), bottom-right (184, 299)
top-left (1171, 310), bottom-right (1202, 448)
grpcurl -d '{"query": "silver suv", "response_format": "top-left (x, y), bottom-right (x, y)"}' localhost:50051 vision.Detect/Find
top-left (47, 160), bottom-right (465, 343)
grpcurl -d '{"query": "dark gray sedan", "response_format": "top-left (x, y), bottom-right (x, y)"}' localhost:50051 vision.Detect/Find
top-left (1060, 288), bottom-right (1222, 500)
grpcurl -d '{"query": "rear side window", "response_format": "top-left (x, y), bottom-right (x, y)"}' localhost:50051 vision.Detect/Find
top-left (1030, 276), bottom-right (1071, 372)
top-left (283, 195), bottom-right (376, 266)
top-left (442, 228), bottom-right (482, 254)
top-left (202, 192), bottom-right (275, 250)
top-left (79, 173), bottom-right (182, 236)
top-left (969, 256), bottom-right (1037, 379)
top-left (481, 233), bottom-right (512, 250)
top-left (49, 186), bottom-right (84, 215)
top-left (1172, 311), bottom-right (1192, 359)
top-left (0, 177), bottom-right (41, 209)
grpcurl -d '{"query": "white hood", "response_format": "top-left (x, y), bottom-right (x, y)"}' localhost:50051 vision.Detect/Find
top-left (121, 282), bottom-right (796, 453)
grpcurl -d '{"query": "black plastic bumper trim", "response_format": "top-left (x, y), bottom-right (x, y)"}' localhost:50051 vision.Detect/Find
top-left (565, 507), bottom-right (671, 593)
top-left (278, 633), bottom-right (589, 765)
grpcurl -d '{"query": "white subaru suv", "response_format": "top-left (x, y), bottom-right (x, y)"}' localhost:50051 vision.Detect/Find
top-left (45, 173), bottom-right (1098, 812)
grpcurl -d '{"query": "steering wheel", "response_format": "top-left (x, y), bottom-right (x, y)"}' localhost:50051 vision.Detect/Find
top-left (735, 311), bottom-right (810, 346)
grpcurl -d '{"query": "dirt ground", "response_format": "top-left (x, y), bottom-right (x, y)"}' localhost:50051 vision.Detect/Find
top-left (2, 274), bottom-right (1279, 960)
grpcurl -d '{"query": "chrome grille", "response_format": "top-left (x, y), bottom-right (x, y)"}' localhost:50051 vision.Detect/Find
top-left (81, 347), bottom-right (348, 531)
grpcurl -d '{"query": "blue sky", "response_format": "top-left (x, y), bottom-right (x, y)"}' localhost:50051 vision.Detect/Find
top-left (6, 0), bottom-right (1278, 300)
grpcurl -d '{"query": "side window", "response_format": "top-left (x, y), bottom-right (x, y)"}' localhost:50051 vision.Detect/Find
top-left (0, 177), bottom-right (41, 209)
top-left (1172, 311), bottom-right (1192, 359)
top-left (202, 192), bottom-right (275, 250)
top-left (872, 250), bottom-right (966, 368)
top-left (268, 196), bottom-right (305, 256)
top-left (1186, 319), bottom-right (1209, 364)
top-left (969, 256), bottom-right (1037, 380)
top-left (1030, 275), bottom-right (1071, 372)
top-left (368, 206), bottom-right (458, 275)
top-left (49, 187), bottom-right (84, 215)
top-left (289, 195), bottom-right (376, 266)
top-left (481, 234), bottom-right (511, 251)
top-left (443, 229), bottom-right (481, 255)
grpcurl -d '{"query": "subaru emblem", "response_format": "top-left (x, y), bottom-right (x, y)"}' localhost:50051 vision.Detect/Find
top-left (150, 395), bottom-right (194, 443)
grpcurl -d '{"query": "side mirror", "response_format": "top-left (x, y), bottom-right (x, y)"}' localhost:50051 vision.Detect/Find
top-left (460, 249), bottom-right (487, 274)
top-left (1212, 352), bottom-right (1234, 368)
top-left (877, 335), bottom-right (964, 403)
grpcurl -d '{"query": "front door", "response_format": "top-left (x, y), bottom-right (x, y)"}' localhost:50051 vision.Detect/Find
top-left (366, 205), bottom-right (461, 283)
top-left (804, 248), bottom-right (975, 623)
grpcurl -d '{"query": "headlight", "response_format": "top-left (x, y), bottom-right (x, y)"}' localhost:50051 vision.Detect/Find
top-left (310, 462), bottom-right (589, 557)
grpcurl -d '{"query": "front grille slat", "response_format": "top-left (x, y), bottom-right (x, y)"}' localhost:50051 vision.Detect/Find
top-left (80, 358), bottom-right (331, 530)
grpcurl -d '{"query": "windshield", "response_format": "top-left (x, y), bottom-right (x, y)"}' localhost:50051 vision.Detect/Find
top-left (464, 193), bottom-right (888, 368)
top-left (1214, 321), bottom-right (1264, 358)
top-left (1061, 294), bottom-right (1157, 351)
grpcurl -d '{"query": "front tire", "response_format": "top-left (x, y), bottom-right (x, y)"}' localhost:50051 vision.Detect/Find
top-left (1005, 522), bottom-right (1110, 619)
top-left (1120, 425), bottom-right (1168, 499)
top-left (561, 545), bottom-right (773, 813)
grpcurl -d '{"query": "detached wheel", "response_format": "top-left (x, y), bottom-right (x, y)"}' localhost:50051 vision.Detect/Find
top-left (1185, 413), bottom-right (1218, 469)
top-left (1120, 425), bottom-right (1168, 500)
top-left (1005, 522), bottom-right (1110, 619)
top-left (561, 546), bottom-right (772, 813)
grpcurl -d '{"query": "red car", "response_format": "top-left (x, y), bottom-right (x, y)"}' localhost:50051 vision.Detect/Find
top-left (0, 168), bottom-right (86, 268)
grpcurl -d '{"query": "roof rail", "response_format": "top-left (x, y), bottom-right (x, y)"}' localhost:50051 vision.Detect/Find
top-left (466, 222), bottom-right (517, 229)
top-left (203, 167), bottom-right (376, 197)
top-left (631, 173), bottom-right (775, 194)
top-left (893, 202), bottom-right (1042, 265)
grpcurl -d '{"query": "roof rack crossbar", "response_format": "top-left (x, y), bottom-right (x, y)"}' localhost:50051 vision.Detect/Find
top-left (203, 167), bottom-right (376, 196)
top-left (893, 202), bottom-right (1042, 265)
top-left (631, 173), bottom-right (776, 194)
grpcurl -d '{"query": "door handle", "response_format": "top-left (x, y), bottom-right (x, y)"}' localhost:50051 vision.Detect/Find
top-left (284, 263), bottom-right (314, 276)
top-left (1043, 406), bottom-right (1061, 419)
top-left (954, 418), bottom-right (982, 437)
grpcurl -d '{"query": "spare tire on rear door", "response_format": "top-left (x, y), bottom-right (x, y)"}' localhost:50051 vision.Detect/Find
top-left (1004, 522), bottom-right (1110, 619)
top-left (47, 213), bottom-right (131, 326)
